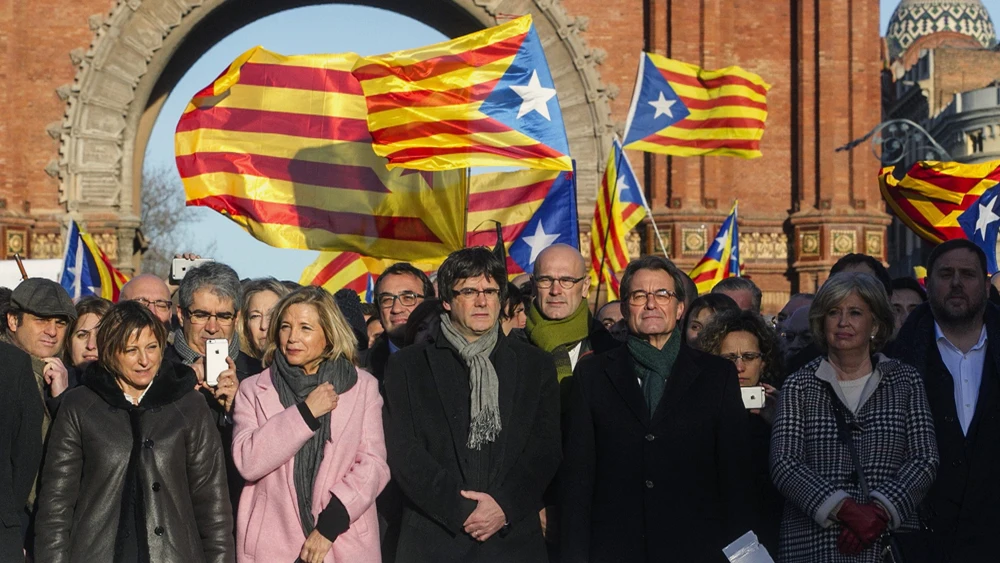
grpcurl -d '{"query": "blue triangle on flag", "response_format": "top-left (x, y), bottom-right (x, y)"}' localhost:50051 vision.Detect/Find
top-left (59, 221), bottom-right (101, 300)
top-left (612, 139), bottom-right (645, 206)
top-left (622, 53), bottom-right (691, 146)
top-left (478, 25), bottom-right (570, 156)
top-left (508, 170), bottom-right (579, 274)
top-left (958, 186), bottom-right (1000, 274)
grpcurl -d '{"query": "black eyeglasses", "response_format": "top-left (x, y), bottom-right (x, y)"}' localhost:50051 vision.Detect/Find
top-left (133, 297), bottom-right (172, 312)
top-left (533, 275), bottom-right (586, 290)
top-left (721, 352), bottom-right (763, 364)
top-left (184, 309), bottom-right (236, 326)
top-left (626, 289), bottom-right (678, 306)
top-left (454, 288), bottom-right (501, 301)
top-left (377, 292), bottom-right (424, 309)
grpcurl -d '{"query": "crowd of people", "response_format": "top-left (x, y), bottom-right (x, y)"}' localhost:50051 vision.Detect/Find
top-left (2, 239), bottom-right (999, 562)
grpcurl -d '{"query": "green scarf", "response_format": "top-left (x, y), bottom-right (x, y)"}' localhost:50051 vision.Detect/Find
top-left (627, 329), bottom-right (681, 417)
top-left (525, 301), bottom-right (592, 382)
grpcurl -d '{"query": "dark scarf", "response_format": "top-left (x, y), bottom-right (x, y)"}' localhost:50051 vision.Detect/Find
top-left (270, 350), bottom-right (357, 537)
top-left (171, 328), bottom-right (242, 365)
top-left (525, 301), bottom-right (592, 382)
top-left (82, 360), bottom-right (197, 563)
top-left (627, 329), bottom-right (681, 416)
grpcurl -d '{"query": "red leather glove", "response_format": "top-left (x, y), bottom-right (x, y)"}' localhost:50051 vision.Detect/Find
top-left (837, 527), bottom-right (864, 556)
top-left (837, 499), bottom-right (890, 546)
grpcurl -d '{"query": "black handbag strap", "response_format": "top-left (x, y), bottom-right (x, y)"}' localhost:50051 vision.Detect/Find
top-left (824, 382), bottom-right (871, 498)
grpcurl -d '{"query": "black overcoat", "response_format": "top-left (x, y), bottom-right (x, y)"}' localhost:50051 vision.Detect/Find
top-left (559, 342), bottom-right (754, 563)
top-left (382, 329), bottom-right (561, 563)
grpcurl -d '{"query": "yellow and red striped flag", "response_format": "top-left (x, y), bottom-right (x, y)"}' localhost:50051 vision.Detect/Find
top-left (622, 52), bottom-right (769, 159)
top-left (59, 221), bottom-right (129, 302)
top-left (175, 47), bottom-right (467, 261)
top-left (879, 161), bottom-right (1000, 244)
top-left (351, 15), bottom-right (572, 171)
top-left (589, 139), bottom-right (648, 299)
top-left (689, 202), bottom-right (743, 294)
top-left (300, 251), bottom-right (444, 299)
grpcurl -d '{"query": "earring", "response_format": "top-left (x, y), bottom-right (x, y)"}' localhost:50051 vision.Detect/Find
top-left (870, 333), bottom-right (875, 340)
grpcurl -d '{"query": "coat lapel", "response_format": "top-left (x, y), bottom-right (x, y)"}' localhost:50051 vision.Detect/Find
top-left (651, 346), bottom-right (700, 429)
top-left (604, 346), bottom-right (651, 427)
top-left (425, 342), bottom-right (473, 479)
top-left (255, 370), bottom-right (287, 421)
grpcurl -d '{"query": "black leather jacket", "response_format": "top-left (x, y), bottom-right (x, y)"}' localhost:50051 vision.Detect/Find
top-left (34, 360), bottom-right (235, 563)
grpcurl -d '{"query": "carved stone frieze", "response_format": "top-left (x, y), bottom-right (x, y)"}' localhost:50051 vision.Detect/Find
top-left (682, 228), bottom-right (707, 255)
top-left (831, 230), bottom-right (857, 256)
top-left (30, 232), bottom-right (64, 259)
top-left (93, 232), bottom-right (119, 259)
top-left (739, 232), bottom-right (789, 261)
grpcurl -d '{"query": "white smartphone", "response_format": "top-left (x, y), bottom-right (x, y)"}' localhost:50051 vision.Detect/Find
top-left (170, 258), bottom-right (214, 283)
top-left (741, 386), bottom-right (766, 409)
top-left (204, 338), bottom-right (228, 387)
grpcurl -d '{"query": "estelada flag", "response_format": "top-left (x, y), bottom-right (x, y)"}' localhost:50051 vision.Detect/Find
top-left (466, 168), bottom-right (579, 275)
top-left (352, 15), bottom-right (572, 171)
top-left (689, 202), bottom-right (742, 294)
top-left (59, 221), bottom-right (130, 302)
top-left (300, 251), bottom-right (443, 299)
top-left (878, 160), bottom-right (1000, 244)
top-left (622, 52), bottom-right (769, 159)
top-left (175, 47), bottom-right (467, 261)
top-left (589, 138), bottom-right (648, 299)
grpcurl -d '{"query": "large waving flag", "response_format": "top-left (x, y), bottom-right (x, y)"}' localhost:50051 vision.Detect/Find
top-left (301, 251), bottom-right (444, 299)
top-left (622, 52), bottom-right (769, 159)
top-left (175, 47), bottom-right (467, 261)
top-left (590, 138), bottom-right (648, 299)
top-left (60, 221), bottom-right (130, 301)
top-left (879, 161), bottom-right (1000, 244)
top-left (689, 202), bottom-right (742, 294)
top-left (466, 169), bottom-right (579, 275)
top-left (351, 15), bottom-right (572, 171)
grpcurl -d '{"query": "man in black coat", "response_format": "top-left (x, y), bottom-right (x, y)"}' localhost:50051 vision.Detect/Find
top-left (0, 341), bottom-right (43, 562)
top-left (383, 247), bottom-right (561, 563)
top-left (361, 262), bottom-right (435, 388)
top-left (890, 239), bottom-right (1000, 563)
top-left (560, 255), bottom-right (754, 563)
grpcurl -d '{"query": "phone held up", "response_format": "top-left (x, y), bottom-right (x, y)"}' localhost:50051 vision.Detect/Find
top-left (204, 338), bottom-right (228, 387)
top-left (741, 386), bottom-right (766, 410)
top-left (170, 258), bottom-right (214, 284)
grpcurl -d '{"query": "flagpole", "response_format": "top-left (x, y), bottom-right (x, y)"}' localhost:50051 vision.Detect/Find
top-left (644, 204), bottom-right (671, 259)
top-left (593, 143), bottom-right (625, 313)
top-left (462, 168), bottom-right (471, 249)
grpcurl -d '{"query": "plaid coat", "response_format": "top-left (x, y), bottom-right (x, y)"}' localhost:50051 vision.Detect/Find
top-left (770, 356), bottom-right (938, 563)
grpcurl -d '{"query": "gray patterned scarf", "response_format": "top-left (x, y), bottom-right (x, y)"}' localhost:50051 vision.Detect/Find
top-left (270, 350), bottom-right (357, 537)
top-left (171, 329), bottom-right (241, 364)
top-left (438, 313), bottom-right (501, 450)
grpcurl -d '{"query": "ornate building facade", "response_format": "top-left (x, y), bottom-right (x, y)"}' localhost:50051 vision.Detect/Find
top-left (0, 0), bottom-right (885, 313)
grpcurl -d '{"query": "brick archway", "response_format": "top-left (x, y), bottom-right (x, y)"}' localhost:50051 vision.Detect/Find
top-left (46, 0), bottom-right (616, 272)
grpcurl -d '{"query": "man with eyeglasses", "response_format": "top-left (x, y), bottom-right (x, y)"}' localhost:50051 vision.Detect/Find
top-left (560, 255), bottom-right (753, 562)
top-left (383, 247), bottom-right (560, 562)
top-left (362, 262), bottom-right (435, 388)
top-left (524, 244), bottom-right (615, 386)
top-left (120, 273), bottom-right (174, 327)
top-left (164, 261), bottom-right (262, 518)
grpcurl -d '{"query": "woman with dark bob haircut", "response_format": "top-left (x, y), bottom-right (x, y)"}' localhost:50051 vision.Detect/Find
top-left (770, 272), bottom-right (938, 561)
top-left (35, 300), bottom-right (234, 562)
top-left (682, 293), bottom-right (740, 349)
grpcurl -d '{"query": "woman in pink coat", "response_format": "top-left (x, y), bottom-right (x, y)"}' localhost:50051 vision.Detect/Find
top-left (232, 286), bottom-right (389, 563)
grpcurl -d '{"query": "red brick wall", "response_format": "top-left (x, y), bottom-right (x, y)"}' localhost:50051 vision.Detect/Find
top-left (932, 48), bottom-right (1000, 114)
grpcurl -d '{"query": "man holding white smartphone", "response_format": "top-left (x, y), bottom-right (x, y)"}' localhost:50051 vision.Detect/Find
top-left (162, 260), bottom-right (263, 517)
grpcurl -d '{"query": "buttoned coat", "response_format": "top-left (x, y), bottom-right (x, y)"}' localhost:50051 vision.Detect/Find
top-left (889, 302), bottom-right (1000, 563)
top-left (559, 343), bottom-right (754, 563)
top-left (382, 329), bottom-right (561, 563)
top-left (770, 356), bottom-right (938, 563)
top-left (231, 367), bottom-right (389, 563)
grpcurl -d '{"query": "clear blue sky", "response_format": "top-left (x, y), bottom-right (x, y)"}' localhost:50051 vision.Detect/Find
top-left (145, 2), bottom-right (1000, 280)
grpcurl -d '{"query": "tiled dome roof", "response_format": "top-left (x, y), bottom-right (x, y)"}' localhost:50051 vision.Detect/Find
top-left (886, 0), bottom-right (996, 59)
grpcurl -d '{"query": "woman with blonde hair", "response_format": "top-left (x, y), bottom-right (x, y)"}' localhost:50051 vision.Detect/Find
top-left (232, 286), bottom-right (388, 563)
top-left (770, 272), bottom-right (938, 561)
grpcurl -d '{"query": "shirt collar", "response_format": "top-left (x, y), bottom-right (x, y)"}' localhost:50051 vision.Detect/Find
top-left (934, 322), bottom-right (988, 353)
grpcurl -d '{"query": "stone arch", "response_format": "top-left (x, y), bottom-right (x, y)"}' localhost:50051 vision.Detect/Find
top-left (48, 0), bottom-right (617, 271)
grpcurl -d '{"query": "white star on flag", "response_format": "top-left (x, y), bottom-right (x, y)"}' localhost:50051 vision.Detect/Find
top-left (615, 174), bottom-right (631, 203)
top-left (976, 198), bottom-right (1000, 238)
top-left (649, 91), bottom-right (677, 119)
top-left (510, 70), bottom-right (557, 120)
top-left (522, 221), bottom-right (560, 265)
top-left (714, 228), bottom-right (730, 249)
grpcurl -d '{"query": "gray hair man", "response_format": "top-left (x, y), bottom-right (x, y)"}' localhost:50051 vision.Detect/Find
top-left (712, 277), bottom-right (762, 313)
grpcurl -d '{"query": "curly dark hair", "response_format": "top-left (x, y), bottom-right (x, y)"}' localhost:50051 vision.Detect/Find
top-left (698, 309), bottom-right (784, 386)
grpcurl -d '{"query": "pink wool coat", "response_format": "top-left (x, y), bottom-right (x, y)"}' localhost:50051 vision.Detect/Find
top-left (232, 367), bottom-right (389, 563)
